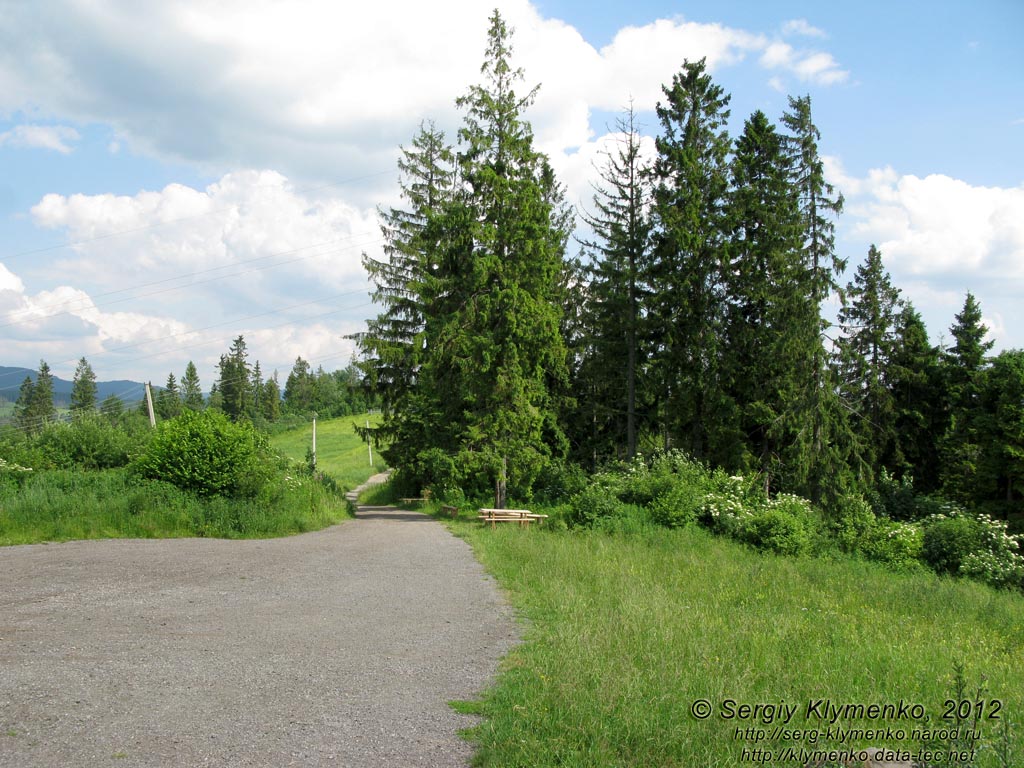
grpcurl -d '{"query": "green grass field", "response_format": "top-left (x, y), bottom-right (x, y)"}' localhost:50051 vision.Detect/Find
top-left (269, 413), bottom-right (387, 487)
top-left (428, 515), bottom-right (1024, 767)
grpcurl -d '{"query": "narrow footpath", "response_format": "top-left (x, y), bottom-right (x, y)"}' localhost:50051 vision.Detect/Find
top-left (0, 475), bottom-right (518, 767)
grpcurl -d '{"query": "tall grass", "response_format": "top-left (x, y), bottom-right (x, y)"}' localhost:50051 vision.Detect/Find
top-left (451, 523), bottom-right (1023, 767)
top-left (0, 467), bottom-right (348, 545)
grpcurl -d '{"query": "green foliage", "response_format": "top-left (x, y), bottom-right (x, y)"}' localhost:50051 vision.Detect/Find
top-left (648, 483), bottom-right (701, 529)
top-left (70, 356), bottom-right (98, 414)
top-left (922, 513), bottom-right (988, 576)
top-left (0, 465), bottom-right (349, 544)
top-left (738, 494), bottom-right (816, 556)
top-left (567, 484), bottom-right (634, 529)
top-left (132, 409), bottom-right (269, 498)
top-left (829, 493), bottom-right (877, 554)
top-left (863, 519), bottom-right (926, 571)
top-left (36, 414), bottom-right (150, 469)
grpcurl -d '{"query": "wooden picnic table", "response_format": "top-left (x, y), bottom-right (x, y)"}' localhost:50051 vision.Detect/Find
top-left (477, 508), bottom-right (549, 529)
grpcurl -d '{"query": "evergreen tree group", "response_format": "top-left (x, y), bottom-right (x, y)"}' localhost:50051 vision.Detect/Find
top-left (357, 12), bottom-right (1023, 518)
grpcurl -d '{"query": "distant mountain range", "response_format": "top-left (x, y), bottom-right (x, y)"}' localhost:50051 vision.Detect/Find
top-left (0, 366), bottom-right (149, 408)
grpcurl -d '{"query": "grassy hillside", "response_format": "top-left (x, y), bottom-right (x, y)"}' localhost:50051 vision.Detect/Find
top-left (269, 413), bottom-right (387, 488)
top-left (442, 522), bottom-right (1022, 767)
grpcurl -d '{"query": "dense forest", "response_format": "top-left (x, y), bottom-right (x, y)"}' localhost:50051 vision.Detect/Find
top-left (356, 11), bottom-right (1023, 525)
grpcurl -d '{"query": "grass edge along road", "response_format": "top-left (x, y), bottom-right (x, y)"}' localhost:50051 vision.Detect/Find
top-left (382, 493), bottom-right (1024, 768)
top-left (0, 415), bottom-right (382, 545)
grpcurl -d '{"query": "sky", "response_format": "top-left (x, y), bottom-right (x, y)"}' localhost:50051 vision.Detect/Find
top-left (1, 0), bottom-right (1022, 390)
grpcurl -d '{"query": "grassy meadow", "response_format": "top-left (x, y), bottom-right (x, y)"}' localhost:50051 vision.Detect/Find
top-left (269, 412), bottom-right (387, 484)
top-left (406, 503), bottom-right (1024, 767)
top-left (1, 414), bottom-right (382, 545)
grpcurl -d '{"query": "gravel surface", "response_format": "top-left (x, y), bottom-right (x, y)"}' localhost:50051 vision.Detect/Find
top-left (0, 476), bottom-right (519, 767)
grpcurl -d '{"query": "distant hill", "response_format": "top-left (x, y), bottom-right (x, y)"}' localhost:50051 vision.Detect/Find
top-left (0, 366), bottom-right (148, 408)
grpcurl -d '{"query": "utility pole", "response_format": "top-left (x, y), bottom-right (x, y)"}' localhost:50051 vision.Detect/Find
top-left (311, 412), bottom-right (317, 472)
top-left (144, 382), bottom-right (156, 427)
top-left (366, 418), bottom-right (373, 466)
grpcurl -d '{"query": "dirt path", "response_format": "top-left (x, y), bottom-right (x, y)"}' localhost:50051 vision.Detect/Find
top-left (0, 476), bottom-right (518, 767)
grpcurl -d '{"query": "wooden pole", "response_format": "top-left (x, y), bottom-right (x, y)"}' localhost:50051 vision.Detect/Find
top-left (311, 413), bottom-right (317, 472)
top-left (144, 382), bottom-right (156, 427)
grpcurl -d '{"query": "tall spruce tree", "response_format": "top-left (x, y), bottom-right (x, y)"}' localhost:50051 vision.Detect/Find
top-left (156, 373), bottom-right (182, 420)
top-left (577, 104), bottom-right (653, 462)
top-left (837, 245), bottom-right (903, 482)
top-left (721, 109), bottom-right (806, 490)
top-left (649, 58), bottom-right (731, 458)
top-left (70, 357), bottom-right (98, 415)
top-left (779, 95), bottom-right (852, 503)
top-left (438, 10), bottom-right (569, 506)
top-left (939, 292), bottom-right (995, 503)
top-left (217, 335), bottom-right (251, 421)
top-left (181, 361), bottom-right (204, 411)
top-left (14, 375), bottom-right (36, 433)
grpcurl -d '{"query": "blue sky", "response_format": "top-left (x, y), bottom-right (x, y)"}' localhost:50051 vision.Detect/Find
top-left (1, 0), bottom-right (1022, 388)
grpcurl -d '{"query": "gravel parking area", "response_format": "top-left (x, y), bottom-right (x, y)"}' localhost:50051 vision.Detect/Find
top-left (0, 481), bottom-right (518, 767)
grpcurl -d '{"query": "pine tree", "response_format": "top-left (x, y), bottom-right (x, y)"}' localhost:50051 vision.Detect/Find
top-left (837, 245), bottom-right (902, 479)
top-left (262, 373), bottom-right (281, 422)
top-left (156, 373), bottom-right (182, 420)
top-left (217, 335), bottom-right (251, 421)
top-left (440, 10), bottom-right (570, 506)
top-left (888, 302), bottom-right (942, 488)
top-left (14, 375), bottom-right (36, 433)
top-left (250, 361), bottom-right (263, 417)
top-left (284, 356), bottom-right (313, 413)
top-left (577, 103), bottom-right (653, 461)
top-left (70, 357), bottom-right (98, 416)
top-left (649, 58), bottom-right (732, 458)
top-left (721, 109), bottom-right (806, 489)
top-left (181, 361), bottom-right (204, 411)
top-left (779, 94), bottom-right (852, 503)
top-left (939, 292), bottom-right (995, 503)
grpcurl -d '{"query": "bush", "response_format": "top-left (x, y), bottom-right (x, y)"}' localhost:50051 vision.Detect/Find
top-left (922, 514), bottom-right (988, 576)
top-left (132, 410), bottom-right (270, 498)
top-left (830, 494), bottom-right (877, 554)
top-left (863, 520), bottom-right (925, 572)
top-left (37, 415), bottom-right (150, 469)
top-left (649, 484), bottom-right (701, 529)
top-left (739, 495), bottom-right (816, 556)
top-left (567, 484), bottom-right (633, 529)
top-left (532, 460), bottom-right (588, 502)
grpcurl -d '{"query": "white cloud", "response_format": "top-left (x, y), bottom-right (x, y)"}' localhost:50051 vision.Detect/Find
top-left (782, 19), bottom-right (827, 39)
top-left (0, 2), bottom-right (848, 185)
top-left (0, 124), bottom-right (80, 153)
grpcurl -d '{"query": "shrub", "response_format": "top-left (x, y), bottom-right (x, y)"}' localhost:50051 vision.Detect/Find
top-left (956, 514), bottom-right (1024, 590)
top-left (532, 460), bottom-right (588, 503)
top-left (922, 514), bottom-right (988, 576)
top-left (567, 484), bottom-right (632, 529)
top-left (863, 520), bottom-right (925, 572)
top-left (37, 414), bottom-right (149, 469)
top-left (830, 494), bottom-right (877, 554)
top-left (739, 495), bottom-right (816, 556)
top-left (131, 409), bottom-right (269, 498)
top-left (649, 484), bottom-right (701, 529)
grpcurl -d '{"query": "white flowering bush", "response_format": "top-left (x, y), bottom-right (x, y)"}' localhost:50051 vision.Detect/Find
top-left (957, 514), bottom-right (1024, 590)
top-left (864, 520), bottom-right (925, 572)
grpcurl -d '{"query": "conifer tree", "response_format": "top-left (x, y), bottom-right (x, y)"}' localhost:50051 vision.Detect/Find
top-left (217, 335), bottom-right (251, 421)
top-left (284, 356), bottom-right (313, 413)
top-left (837, 245), bottom-right (902, 481)
top-left (181, 361), bottom-right (204, 411)
top-left (70, 357), bottom-right (98, 416)
top-left (779, 95), bottom-right (852, 503)
top-left (14, 375), bottom-right (36, 433)
top-left (262, 373), bottom-right (281, 422)
top-left (939, 292), bottom-right (995, 502)
top-left (649, 58), bottom-right (731, 458)
top-left (156, 373), bottom-right (182, 420)
top-left (577, 104), bottom-right (652, 461)
top-left (438, 10), bottom-right (569, 506)
top-left (721, 109), bottom-right (805, 489)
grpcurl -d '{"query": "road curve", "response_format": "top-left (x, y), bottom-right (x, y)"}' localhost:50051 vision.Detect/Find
top-left (0, 477), bottom-right (518, 767)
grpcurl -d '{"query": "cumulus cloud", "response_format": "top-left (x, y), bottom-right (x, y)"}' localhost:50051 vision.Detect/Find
top-left (825, 157), bottom-right (1023, 348)
top-left (782, 19), bottom-right (827, 38)
top-left (0, 124), bottom-right (80, 153)
top-left (0, 2), bottom-right (848, 182)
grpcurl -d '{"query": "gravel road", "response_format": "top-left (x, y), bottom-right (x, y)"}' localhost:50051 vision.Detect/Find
top-left (0, 476), bottom-right (518, 767)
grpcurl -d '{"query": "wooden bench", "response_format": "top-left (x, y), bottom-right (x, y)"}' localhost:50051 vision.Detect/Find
top-left (441, 504), bottom-right (459, 519)
top-left (399, 497), bottom-right (426, 505)
top-left (477, 508), bottom-right (549, 529)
